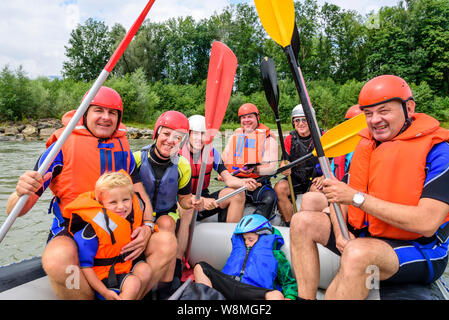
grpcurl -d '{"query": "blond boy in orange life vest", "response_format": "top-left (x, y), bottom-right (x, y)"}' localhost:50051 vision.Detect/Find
top-left (65, 171), bottom-right (153, 300)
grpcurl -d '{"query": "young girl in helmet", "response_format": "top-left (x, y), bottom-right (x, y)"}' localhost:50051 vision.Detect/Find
top-left (66, 171), bottom-right (152, 300)
top-left (131, 110), bottom-right (203, 298)
top-left (193, 214), bottom-right (298, 300)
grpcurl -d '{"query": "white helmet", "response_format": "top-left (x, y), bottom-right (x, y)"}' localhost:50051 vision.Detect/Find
top-left (188, 115), bottom-right (206, 133)
top-left (291, 104), bottom-right (315, 126)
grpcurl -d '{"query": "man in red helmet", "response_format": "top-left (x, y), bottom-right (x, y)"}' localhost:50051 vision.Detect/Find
top-left (222, 103), bottom-right (279, 219)
top-left (290, 75), bottom-right (449, 300)
top-left (6, 86), bottom-right (166, 299)
top-left (131, 110), bottom-right (203, 298)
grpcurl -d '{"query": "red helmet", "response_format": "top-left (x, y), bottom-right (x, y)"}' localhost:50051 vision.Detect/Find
top-left (358, 75), bottom-right (413, 109)
top-left (83, 86), bottom-right (123, 113)
top-left (238, 103), bottom-right (259, 118)
top-left (345, 104), bottom-right (363, 119)
top-left (154, 111), bottom-right (189, 140)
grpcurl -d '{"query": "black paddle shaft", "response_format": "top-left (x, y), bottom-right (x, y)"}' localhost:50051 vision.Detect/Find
top-left (284, 45), bottom-right (325, 158)
top-left (283, 44), bottom-right (350, 241)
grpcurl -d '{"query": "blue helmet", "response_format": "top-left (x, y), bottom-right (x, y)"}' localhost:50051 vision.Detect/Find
top-left (234, 214), bottom-right (273, 235)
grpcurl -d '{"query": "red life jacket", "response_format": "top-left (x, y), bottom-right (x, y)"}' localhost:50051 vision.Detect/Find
top-left (348, 113), bottom-right (449, 240)
top-left (46, 110), bottom-right (131, 218)
top-left (333, 155), bottom-right (347, 181)
top-left (179, 144), bottom-right (214, 194)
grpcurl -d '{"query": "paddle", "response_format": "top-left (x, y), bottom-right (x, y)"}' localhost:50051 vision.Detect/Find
top-left (185, 41), bottom-right (238, 262)
top-left (254, 0), bottom-right (350, 240)
top-left (260, 56), bottom-right (298, 213)
top-left (0, 0), bottom-right (156, 244)
top-left (216, 112), bottom-right (366, 207)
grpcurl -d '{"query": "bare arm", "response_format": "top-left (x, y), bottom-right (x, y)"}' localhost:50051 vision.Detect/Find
top-left (178, 193), bottom-right (203, 211)
top-left (6, 171), bottom-right (43, 216)
top-left (220, 170), bottom-right (260, 191)
top-left (120, 182), bottom-right (153, 261)
top-left (81, 267), bottom-right (121, 300)
top-left (257, 136), bottom-right (278, 176)
top-left (133, 182), bottom-right (154, 222)
top-left (323, 178), bottom-right (449, 237)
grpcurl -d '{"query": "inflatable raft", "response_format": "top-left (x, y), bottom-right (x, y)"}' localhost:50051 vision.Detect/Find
top-left (1, 218), bottom-right (449, 300)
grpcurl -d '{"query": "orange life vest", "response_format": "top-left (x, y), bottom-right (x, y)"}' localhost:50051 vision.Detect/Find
top-left (224, 123), bottom-right (271, 179)
top-left (46, 110), bottom-right (131, 218)
top-left (348, 113), bottom-right (449, 240)
top-left (179, 144), bottom-right (214, 193)
top-left (66, 191), bottom-right (143, 281)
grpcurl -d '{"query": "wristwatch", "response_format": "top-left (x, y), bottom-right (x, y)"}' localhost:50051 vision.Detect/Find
top-left (144, 221), bottom-right (158, 233)
top-left (352, 192), bottom-right (365, 208)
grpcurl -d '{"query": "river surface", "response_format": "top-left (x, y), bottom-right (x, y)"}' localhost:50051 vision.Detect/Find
top-left (1, 140), bottom-right (449, 285)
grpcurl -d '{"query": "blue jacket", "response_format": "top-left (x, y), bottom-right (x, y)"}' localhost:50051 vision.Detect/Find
top-left (221, 233), bottom-right (283, 289)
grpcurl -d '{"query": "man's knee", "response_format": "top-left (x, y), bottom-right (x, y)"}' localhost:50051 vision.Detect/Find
top-left (274, 180), bottom-right (288, 196)
top-left (42, 236), bottom-right (79, 276)
top-left (156, 215), bottom-right (176, 232)
top-left (148, 230), bottom-right (177, 259)
top-left (290, 211), bottom-right (328, 241)
top-left (340, 240), bottom-right (374, 273)
top-left (300, 192), bottom-right (328, 212)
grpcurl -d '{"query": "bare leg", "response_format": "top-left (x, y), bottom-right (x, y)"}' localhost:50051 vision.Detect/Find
top-left (176, 206), bottom-right (193, 259)
top-left (193, 263), bottom-right (212, 287)
top-left (265, 290), bottom-right (284, 300)
top-left (325, 238), bottom-right (399, 300)
top-left (274, 180), bottom-right (294, 223)
top-left (119, 275), bottom-right (141, 300)
top-left (42, 235), bottom-right (94, 299)
top-left (132, 262), bottom-right (153, 299)
top-left (300, 192), bottom-right (328, 212)
top-left (218, 188), bottom-right (246, 223)
top-left (290, 210), bottom-right (332, 300)
top-left (143, 230), bottom-right (177, 293)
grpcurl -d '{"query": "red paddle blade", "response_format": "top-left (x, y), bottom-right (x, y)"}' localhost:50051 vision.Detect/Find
top-left (204, 41), bottom-right (237, 145)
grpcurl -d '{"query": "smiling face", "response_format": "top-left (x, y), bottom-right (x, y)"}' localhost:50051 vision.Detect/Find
top-left (155, 126), bottom-right (186, 159)
top-left (189, 130), bottom-right (204, 153)
top-left (293, 116), bottom-right (311, 137)
top-left (240, 113), bottom-right (258, 133)
top-left (100, 186), bottom-right (133, 219)
top-left (363, 100), bottom-right (414, 142)
top-left (85, 105), bottom-right (119, 138)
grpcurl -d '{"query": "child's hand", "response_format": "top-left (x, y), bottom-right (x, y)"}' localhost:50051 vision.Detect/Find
top-left (104, 289), bottom-right (122, 300)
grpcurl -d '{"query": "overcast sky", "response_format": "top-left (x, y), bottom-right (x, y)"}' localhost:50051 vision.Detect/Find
top-left (0, 0), bottom-right (400, 79)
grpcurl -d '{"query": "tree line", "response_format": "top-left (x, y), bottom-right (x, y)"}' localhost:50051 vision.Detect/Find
top-left (1, 0), bottom-right (448, 129)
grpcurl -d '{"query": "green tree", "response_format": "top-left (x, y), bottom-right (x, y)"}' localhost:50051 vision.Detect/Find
top-left (62, 18), bottom-right (113, 81)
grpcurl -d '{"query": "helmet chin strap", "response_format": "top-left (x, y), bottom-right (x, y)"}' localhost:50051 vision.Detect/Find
top-left (396, 100), bottom-right (413, 137)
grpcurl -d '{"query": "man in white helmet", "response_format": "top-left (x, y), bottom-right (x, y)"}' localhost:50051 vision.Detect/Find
top-left (274, 104), bottom-right (324, 225)
top-left (177, 115), bottom-right (260, 276)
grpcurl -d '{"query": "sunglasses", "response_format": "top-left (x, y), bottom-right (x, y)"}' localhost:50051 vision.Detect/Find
top-left (293, 118), bottom-right (308, 124)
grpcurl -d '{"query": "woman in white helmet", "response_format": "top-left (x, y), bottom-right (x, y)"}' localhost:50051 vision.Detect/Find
top-left (274, 104), bottom-right (324, 225)
top-left (176, 115), bottom-right (260, 278)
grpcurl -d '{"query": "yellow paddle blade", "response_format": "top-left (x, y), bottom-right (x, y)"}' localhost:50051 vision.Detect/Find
top-left (313, 113), bottom-right (367, 157)
top-left (254, 0), bottom-right (295, 48)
